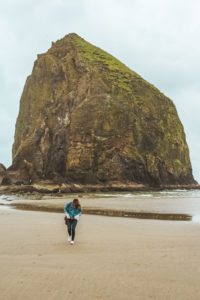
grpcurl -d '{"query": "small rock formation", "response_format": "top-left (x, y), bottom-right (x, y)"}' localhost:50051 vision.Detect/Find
top-left (2, 161), bottom-right (31, 185)
top-left (8, 33), bottom-right (195, 187)
top-left (0, 163), bottom-right (6, 173)
top-left (0, 163), bottom-right (6, 184)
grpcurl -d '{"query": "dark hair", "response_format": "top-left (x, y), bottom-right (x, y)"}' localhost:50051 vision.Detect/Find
top-left (73, 198), bottom-right (81, 209)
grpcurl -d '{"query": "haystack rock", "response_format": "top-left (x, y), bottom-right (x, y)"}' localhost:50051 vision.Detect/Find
top-left (9, 33), bottom-right (195, 187)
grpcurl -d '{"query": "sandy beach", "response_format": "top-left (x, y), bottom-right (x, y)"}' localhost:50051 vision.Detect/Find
top-left (1, 206), bottom-right (200, 300)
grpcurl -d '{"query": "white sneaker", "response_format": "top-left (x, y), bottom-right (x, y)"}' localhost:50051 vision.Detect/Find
top-left (68, 236), bottom-right (72, 242)
top-left (70, 241), bottom-right (74, 245)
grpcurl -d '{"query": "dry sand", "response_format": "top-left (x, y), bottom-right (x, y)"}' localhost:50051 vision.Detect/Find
top-left (0, 207), bottom-right (200, 300)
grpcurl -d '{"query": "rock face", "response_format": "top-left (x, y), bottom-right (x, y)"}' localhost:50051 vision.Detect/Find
top-left (10, 33), bottom-right (195, 186)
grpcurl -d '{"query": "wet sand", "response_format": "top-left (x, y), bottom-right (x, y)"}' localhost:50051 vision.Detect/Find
top-left (0, 207), bottom-right (200, 300)
top-left (1, 193), bottom-right (198, 220)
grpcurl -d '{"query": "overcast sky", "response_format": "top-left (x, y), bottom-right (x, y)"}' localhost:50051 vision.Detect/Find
top-left (0, 0), bottom-right (200, 182)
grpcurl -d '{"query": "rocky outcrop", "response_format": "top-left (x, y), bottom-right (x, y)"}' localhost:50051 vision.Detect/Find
top-left (0, 163), bottom-right (6, 173)
top-left (9, 33), bottom-right (195, 187)
top-left (0, 163), bottom-right (6, 184)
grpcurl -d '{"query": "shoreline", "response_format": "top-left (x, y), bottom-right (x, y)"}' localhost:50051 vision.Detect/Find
top-left (1, 186), bottom-right (199, 222)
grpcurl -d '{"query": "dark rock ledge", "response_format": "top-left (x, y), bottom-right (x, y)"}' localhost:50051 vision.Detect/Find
top-left (0, 181), bottom-right (199, 195)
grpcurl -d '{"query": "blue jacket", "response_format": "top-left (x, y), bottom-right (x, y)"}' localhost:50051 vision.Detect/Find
top-left (64, 202), bottom-right (82, 217)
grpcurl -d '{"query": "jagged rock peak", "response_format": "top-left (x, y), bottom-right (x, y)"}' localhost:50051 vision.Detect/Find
top-left (10, 33), bottom-right (195, 186)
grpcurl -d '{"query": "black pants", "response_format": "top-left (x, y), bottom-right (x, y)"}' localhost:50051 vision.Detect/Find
top-left (66, 219), bottom-right (77, 241)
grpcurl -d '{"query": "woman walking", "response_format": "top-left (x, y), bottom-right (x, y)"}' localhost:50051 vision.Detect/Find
top-left (64, 198), bottom-right (82, 245)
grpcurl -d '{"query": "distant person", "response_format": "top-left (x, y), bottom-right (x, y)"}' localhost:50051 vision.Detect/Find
top-left (64, 198), bottom-right (82, 245)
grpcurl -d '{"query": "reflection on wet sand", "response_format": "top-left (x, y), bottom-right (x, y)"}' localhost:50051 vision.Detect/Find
top-left (1, 189), bottom-right (200, 221)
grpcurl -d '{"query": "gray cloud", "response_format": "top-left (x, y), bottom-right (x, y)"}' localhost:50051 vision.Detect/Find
top-left (0, 0), bottom-right (200, 181)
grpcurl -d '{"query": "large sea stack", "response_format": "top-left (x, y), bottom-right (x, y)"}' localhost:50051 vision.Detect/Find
top-left (10, 33), bottom-right (195, 187)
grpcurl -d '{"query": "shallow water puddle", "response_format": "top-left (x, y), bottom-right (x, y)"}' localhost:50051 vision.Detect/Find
top-left (192, 215), bottom-right (200, 223)
top-left (0, 205), bottom-right (12, 210)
